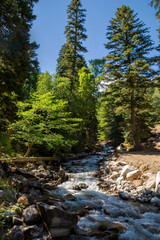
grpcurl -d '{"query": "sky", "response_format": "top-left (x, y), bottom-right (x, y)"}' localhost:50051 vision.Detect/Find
top-left (30, 0), bottom-right (159, 74)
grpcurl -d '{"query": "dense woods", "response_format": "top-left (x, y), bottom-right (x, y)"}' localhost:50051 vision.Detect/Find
top-left (0, 0), bottom-right (160, 157)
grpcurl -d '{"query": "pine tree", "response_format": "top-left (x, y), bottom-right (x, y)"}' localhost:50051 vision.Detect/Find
top-left (56, 0), bottom-right (87, 89)
top-left (0, 0), bottom-right (39, 131)
top-left (103, 5), bottom-right (156, 148)
top-left (150, 0), bottom-right (160, 20)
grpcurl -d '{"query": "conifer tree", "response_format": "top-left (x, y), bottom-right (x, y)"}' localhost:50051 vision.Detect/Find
top-left (0, 0), bottom-right (39, 131)
top-left (103, 5), bottom-right (156, 148)
top-left (56, 0), bottom-right (87, 89)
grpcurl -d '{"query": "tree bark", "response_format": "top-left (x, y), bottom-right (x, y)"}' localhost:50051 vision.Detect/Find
top-left (24, 143), bottom-right (34, 157)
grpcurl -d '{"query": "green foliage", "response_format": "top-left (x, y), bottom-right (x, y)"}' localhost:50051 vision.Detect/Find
top-left (0, 203), bottom-right (24, 239)
top-left (11, 73), bottom-right (80, 156)
top-left (37, 72), bottom-right (54, 94)
top-left (89, 58), bottom-right (106, 78)
top-left (102, 5), bottom-right (157, 148)
top-left (77, 67), bottom-right (98, 148)
top-left (0, 0), bottom-right (39, 131)
top-left (0, 132), bottom-right (12, 157)
top-left (56, 0), bottom-right (87, 88)
top-left (98, 85), bottom-right (124, 145)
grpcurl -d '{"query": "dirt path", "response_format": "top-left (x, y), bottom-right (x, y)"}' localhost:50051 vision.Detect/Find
top-left (116, 125), bottom-right (160, 174)
top-left (117, 151), bottom-right (160, 174)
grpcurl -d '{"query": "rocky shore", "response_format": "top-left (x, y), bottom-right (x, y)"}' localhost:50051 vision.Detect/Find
top-left (95, 152), bottom-right (160, 207)
top-left (0, 161), bottom-right (78, 240)
top-left (0, 148), bottom-right (160, 240)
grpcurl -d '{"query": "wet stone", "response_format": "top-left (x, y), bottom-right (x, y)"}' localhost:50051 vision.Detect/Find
top-left (64, 193), bottom-right (76, 201)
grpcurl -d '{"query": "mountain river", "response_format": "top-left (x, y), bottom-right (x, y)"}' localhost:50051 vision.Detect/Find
top-left (50, 146), bottom-right (160, 240)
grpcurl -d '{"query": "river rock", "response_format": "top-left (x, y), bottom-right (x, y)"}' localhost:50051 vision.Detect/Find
top-left (14, 231), bottom-right (24, 240)
top-left (64, 193), bottom-right (76, 201)
top-left (17, 194), bottom-right (30, 206)
top-left (12, 217), bottom-right (23, 225)
top-left (150, 197), bottom-right (160, 207)
top-left (23, 204), bottom-right (41, 224)
top-left (145, 175), bottom-right (156, 190)
top-left (126, 169), bottom-right (141, 181)
top-left (117, 161), bottom-right (127, 166)
top-left (120, 165), bottom-right (135, 178)
top-left (110, 171), bottom-right (120, 179)
top-left (22, 225), bottom-right (43, 239)
top-left (107, 221), bottom-right (127, 233)
top-left (155, 171), bottom-right (160, 193)
top-left (117, 176), bottom-right (124, 184)
top-left (28, 181), bottom-right (42, 190)
top-left (79, 182), bottom-right (88, 189)
top-left (36, 202), bottom-right (78, 237)
top-left (119, 191), bottom-right (130, 200)
top-left (133, 180), bottom-right (142, 188)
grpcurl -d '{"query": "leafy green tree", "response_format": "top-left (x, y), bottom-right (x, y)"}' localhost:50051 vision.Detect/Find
top-left (56, 0), bottom-right (87, 89)
top-left (11, 73), bottom-right (80, 157)
top-left (103, 5), bottom-right (156, 148)
top-left (0, 0), bottom-right (39, 131)
top-left (77, 67), bottom-right (98, 148)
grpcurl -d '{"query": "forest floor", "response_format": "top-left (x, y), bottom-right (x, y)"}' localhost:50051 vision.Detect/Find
top-left (116, 125), bottom-right (160, 174)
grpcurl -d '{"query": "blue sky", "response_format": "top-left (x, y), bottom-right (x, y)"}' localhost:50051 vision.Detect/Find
top-left (30, 0), bottom-right (159, 74)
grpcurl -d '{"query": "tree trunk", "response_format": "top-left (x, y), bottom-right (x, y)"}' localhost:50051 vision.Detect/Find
top-left (24, 143), bottom-right (34, 157)
top-left (131, 90), bottom-right (140, 149)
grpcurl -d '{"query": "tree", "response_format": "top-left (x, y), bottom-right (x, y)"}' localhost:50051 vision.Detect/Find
top-left (77, 67), bottom-right (98, 148)
top-left (56, 0), bottom-right (87, 89)
top-left (98, 85), bottom-right (124, 146)
top-left (103, 5), bottom-right (156, 148)
top-left (0, 0), bottom-right (39, 131)
top-left (89, 58), bottom-right (106, 78)
top-left (150, 0), bottom-right (160, 69)
top-left (150, 0), bottom-right (160, 20)
top-left (11, 73), bottom-right (80, 157)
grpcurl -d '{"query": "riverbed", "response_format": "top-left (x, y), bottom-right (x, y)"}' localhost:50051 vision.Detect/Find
top-left (50, 146), bottom-right (160, 240)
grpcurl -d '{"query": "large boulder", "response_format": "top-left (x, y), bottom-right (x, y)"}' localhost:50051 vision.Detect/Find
top-left (22, 225), bottom-right (43, 240)
top-left (23, 205), bottom-right (41, 225)
top-left (36, 202), bottom-right (78, 237)
top-left (120, 165), bottom-right (135, 178)
top-left (155, 171), bottom-right (160, 194)
top-left (126, 169), bottom-right (142, 181)
top-left (145, 174), bottom-right (156, 190)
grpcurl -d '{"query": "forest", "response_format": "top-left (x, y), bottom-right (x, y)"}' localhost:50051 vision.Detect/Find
top-left (0, 0), bottom-right (160, 158)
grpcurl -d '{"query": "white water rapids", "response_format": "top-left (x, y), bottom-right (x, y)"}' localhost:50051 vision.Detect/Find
top-left (50, 147), bottom-right (160, 240)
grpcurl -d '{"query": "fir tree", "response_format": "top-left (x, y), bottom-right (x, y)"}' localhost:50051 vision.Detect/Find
top-left (103, 5), bottom-right (156, 148)
top-left (0, 0), bottom-right (39, 131)
top-left (56, 0), bottom-right (87, 89)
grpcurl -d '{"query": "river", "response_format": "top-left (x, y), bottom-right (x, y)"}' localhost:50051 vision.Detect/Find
top-left (50, 146), bottom-right (160, 240)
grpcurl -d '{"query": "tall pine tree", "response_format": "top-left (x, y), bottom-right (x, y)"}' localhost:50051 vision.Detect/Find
top-left (0, 0), bottom-right (39, 131)
top-left (56, 0), bottom-right (87, 89)
top-left (103, 5), bottom-right (156, 148)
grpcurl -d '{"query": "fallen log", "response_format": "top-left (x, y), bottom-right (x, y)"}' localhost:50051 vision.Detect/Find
top-left (0, 156), bottom-right (60, 163)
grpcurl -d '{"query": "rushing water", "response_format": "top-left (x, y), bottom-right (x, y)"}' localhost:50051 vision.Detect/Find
top-left (51, 147), bottom-right (160, 240)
